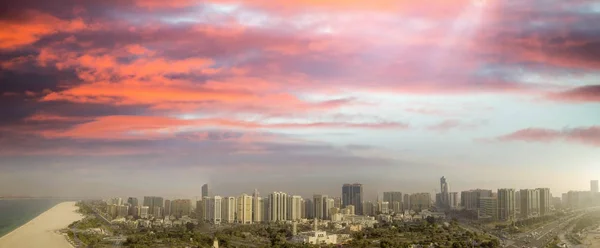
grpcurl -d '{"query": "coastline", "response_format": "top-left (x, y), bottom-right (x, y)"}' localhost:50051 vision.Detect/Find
top-left (0, 201), bottom-right (84, 248)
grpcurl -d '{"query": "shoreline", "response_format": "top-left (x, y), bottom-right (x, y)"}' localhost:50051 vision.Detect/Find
top-left (0, 201), bottom-right (84, 248)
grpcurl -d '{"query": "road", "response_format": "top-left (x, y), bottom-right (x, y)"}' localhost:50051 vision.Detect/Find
top-left (502, 213), bottom-right (585, 248)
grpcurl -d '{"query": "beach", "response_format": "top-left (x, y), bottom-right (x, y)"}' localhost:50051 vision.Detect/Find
top-left (0, 201), bottom-right (83, 248)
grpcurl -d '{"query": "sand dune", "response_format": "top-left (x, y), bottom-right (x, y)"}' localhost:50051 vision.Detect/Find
top-left (0, 201), bottom-right (84, 248)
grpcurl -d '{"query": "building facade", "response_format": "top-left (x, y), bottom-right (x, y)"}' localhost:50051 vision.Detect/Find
top-left (497, 188), bottom-right (515, 221)
top-left (383, 192), bottom-right (403, 213)
top-left (342, 184), bottom-right (363, 215)
top-left (222, 196), bottom-right (236, 223)
top-left (538, 188), bottom-right (551, 216)
top-left (237, 194), bottom-right (253, 224)
top-left (269, 192), bottom-right (288, 222)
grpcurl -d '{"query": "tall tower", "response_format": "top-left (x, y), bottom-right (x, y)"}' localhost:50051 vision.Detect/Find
top-left (498, 188), bottom-right (515, 221)
top-left (202, 184), bottom-right (209, 198)
top-left (269, 192), bottom-right (287, 222)
top-left (342, 183), bottom-right (363, 215)
top-left (440, 176), bottom-right (449, 208)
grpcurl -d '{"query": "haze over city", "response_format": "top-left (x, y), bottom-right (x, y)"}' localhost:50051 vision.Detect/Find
top-left (1, 0), bottom-right (599, 199)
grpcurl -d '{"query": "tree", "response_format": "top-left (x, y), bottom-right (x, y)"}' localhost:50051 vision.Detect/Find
top-left (186, 222), bottom-right (195, 232)
top-left (426, 216), bottom-right (436, 225)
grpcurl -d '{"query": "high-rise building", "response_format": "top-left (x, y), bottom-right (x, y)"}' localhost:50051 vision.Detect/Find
top-left (127, 197), bottom-right (138, 207)
top-left (537, 188), bottom-right (551, 216)
top-left (143, 196), bottom-right (164, 216)
top-left (314, 195), bottom-right (325, 219)
top-left (363, 201), bottom-right (374, 216)
top-left (520, 189), bottom-right (536, 218)
top-left (170, 199), bottom-right (191, 218)
top-left (237, 194), bottom-right (253, 224)
top-left (269, 192), bottom-right (287, 222)
top-left (202, 184), bottom-right (209, 198)
top-left (153, 206), bottom-right (162, 218)
top-left (383, 192), bottom-right (403, 213)
top-left (290, 195), bottom-right (303, 221)
top-left (304, 198), bottom-right (314, 219)
top-left (196, 200), bottom-right (204, 220)
top-left (592, 180), bottom-right (599, 193)
top-left (324, 197), bottom-right (335, 220)
top-left (164, 199), bottom-right (171, 216)
top-left (409, 193), bottom-right (432, 211)
top-left (261, 197), bottom-right (269, 222)
top-left (449, 192), bottom-right (459, 209)
top-left (204, 196), bottom-right (222, 224)
top-left (461, 189), bottom-right (492, 210)
top-left (342, 184), bottom-right (363, 215)
top-left (333, 197), bottom-right (342, 209)
top-left (252, 189), bottom-right (261, 222)
top-left (138, 206), bottom-right (149, 219)
top-left (479, 197), bottom-right (497, 220)
top-left (403, 194), bottom-right (410, 210)
top-left (221, 196), bottom-right (236, 223)
top-left (498, 188), bottom-right (516, 221)
top-left (440, 176), bottom-right (450, 208)
top-left (379, 201), bottom-right (390, 214)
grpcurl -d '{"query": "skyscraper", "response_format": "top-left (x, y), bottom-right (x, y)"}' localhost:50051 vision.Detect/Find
top-left (127, 197), bottom-right (138, 207)
top-left (202, 184), bottom-right (209, 198)
top-left (460, 189), bottom-right (492, 210)
top-left (304, 198), bottom-right (314, 219)
top-left (253, 189), bottom-right (261, 223)
top-left (520, 189), bottom-right (536, 218)
top-left (143, 196), bottom-right (164, 216)
top-left (538, 188), bottom-right (551, 216)
top-left (221, 196), bottom-right (236, 223)
top-left (171, 199), bottom-right (191, 218)
top-left (449, 192), bottom-right (459, 209)
top-left (342, 183), bottom-right (363, 215)
top-left (237, 194), bottom-right (253, 224)
top-left (290, 195), bottom-right (303, 221)
top-left (324, 197), bottom-right (335, 220)
top-left (440, 176), bottom-right (450, 208)
top-left (313, 194), bottom-right (325, 220)
top-left (205, 196), bottom-right (222, 224)
top-left (498, 188), bottom-right (515, 221)
top-left (164, 199), bottom-right (171, 216)
top-left (383, 192), bottom-right (403, 213)
top-left (592, 180), bottom-right (599, 193)
top-left (269, 192), bottom-right (287, 222)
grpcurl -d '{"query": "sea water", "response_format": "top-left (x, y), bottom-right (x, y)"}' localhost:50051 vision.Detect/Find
top-left (0, 199), bottom-right (65, 238)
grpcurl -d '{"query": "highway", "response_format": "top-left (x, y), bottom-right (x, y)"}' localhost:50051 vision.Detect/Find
top-left (503, 213), bottom-right (585, 248)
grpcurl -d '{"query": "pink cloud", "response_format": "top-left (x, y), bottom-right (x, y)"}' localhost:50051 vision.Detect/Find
top-left (546, 85), bottom-right (600, 103)
top-left (495, 126), bottom-right (600, 147)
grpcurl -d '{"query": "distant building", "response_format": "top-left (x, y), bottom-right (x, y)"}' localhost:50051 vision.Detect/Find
top-left (127, 197), bottom-right (138, 207)
top-left (479, 197), bottom-right (497, 221)
top-left (252, 189), bottom-right (261, 223)
top-left (202, 184), bottom-right (209, 198)
top-left (138, 206), bottom-right (149, 219)
top-left (290, 195), bottom-right (303, 221)
top-left (403, 194), bottom-right (410, 211)
top-left (520, 189), bottom-right (537, 218)
top-left (383, 192), bottom-right (403, 213)
top-left (196, 200), bottom-right (204, 221)
top-left (314, 195), bottom-right (326, 220)
top-left (291, 231), bottom-right (337, 245)
top-left (304, 198), bottom-right (314, 219)
top-left (362, 201), bottom-right (374, 216)
top-left (498, 188), bottom-right (516, 221)
top-left (164, 199), bottom-right (171, 216)
top-left (333, 197), bottom-right (342, 209)
top-left (261, 197), bottom-right (269, 222)
top-left (461, 189), bottom-right (492, 210)
top-left (378, 201), bottom-right (389, 214)
top-left (342, 184), bottom-right (363, 215)
top-left (143, 196), bottom-right (164, 216)
top-left (440, 176), bottom-right (450, 208)
top-left (205, 196), bottom-right (222, 224)
top-left (269, 192), bottom-right (288, 222)
top-left (449, 192), bottom-right (459, 209)
top-left (537, 188), bottom-right (551, 216)
top-left (221, 196), bottom-right (236, 223)
top-left (409, 193), bottom-right (432, 211)
top-left (237, 194), bottom-right (253, 224)
top-left (153, 206), bottom-right (162, 218)
top-left (171, 199), bottom-right (191, 218)
top-left (325, 197), bottom-right (335, 220)
top-left (592, 180), bottom-right (599, 193)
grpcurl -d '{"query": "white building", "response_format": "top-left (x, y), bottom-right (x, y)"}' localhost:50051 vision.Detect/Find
top-left (253, 189), bottom-right (261, 223)
top-left (290, 195), bottom-right (303, 221)
top-left (138, 206), bottom-right (149, 219)
top-left (324, 198), bottom-right (335, 220)
top-left (291, 231), bottom-right (338, 245)
top-left (205, 196), bottom-right (222, 224)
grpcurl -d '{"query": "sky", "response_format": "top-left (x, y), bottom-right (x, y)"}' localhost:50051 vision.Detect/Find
top-left (0, 0), bottom-right (599, 200)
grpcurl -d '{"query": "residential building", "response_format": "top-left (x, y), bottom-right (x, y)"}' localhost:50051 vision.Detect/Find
top-left (290, 195), bottom-right (303, 221)
top-left (222, 196), bottom-right (236, 223)
top-left (164, 199), bottom-right (171, 216)
top-left (304, 198), bottom-right (314, 219)
top-left (342, 184), bottom-right (363, 215)
top-left (237, 194), bottom-right (253, 224)
top-left (152, 206), bottom-right (162, 218)
top-left (269, 192), bottom-right (288, 222)
top-left (325, 197), bottom-right (335, 220)
top-left (196, 200), bottom-right (204, 221)
top-left (449, 192), bottom-right (459, 209)
top-left (383, 192), bottom-right (402, 213)
top-left (205, 196), bottom-right (222, 224)
top-left (138, 206), bottom-right (149, 219)
top-left (520, 189), bottom-right (537, 218)
top-left (461, 189), bottom-right (492, 210)
top-left (479, 197), bottom-right (497, 220)
top-left (363, 201), bottom-right (374, 216)
top-left (171, 199), bottom-right (191, 218)
top-left (314, 195), bottom-right (326, 220)
top-left (409, 193), bottom-right (432, 211)
top-left (127, 197), bottom-right (138, 207)
top-left (379, 201), bottom-right (389, 214)
top-left (253, 189), bottom-right (261, 223)
top-left (333, 197), bottom-right (342, 209)
top-left (498, 188), bottom-right (516, 221)
top-left (538, 188), bottom-right (551, 216)
top-left (143, 196), bottom-right (164, 216)
top-left (261, 197), bottom-right (269, 222)
top-left (403, 194), bottom-right (410, 210)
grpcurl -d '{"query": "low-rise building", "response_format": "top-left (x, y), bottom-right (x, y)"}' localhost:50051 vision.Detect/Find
top-left (291, 231), bottom-right (337, 245)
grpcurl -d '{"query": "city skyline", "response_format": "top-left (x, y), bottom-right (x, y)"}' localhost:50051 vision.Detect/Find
top-left (1, 0), bottom-right (599, 198)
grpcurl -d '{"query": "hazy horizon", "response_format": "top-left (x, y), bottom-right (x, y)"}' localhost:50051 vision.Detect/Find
top-left (1, 0), bottom-right (599, 199)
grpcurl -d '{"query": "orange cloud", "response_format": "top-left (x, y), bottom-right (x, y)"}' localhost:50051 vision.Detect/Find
top-left (0, 10), bottom-right (87, 50)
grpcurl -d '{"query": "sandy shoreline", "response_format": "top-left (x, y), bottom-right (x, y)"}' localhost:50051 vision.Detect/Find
top-left (0, 201), bottom-right (84, 248)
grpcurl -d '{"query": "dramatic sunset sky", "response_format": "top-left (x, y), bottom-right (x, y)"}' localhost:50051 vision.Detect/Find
top-left (1, 0), bottom-right (599, 199)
